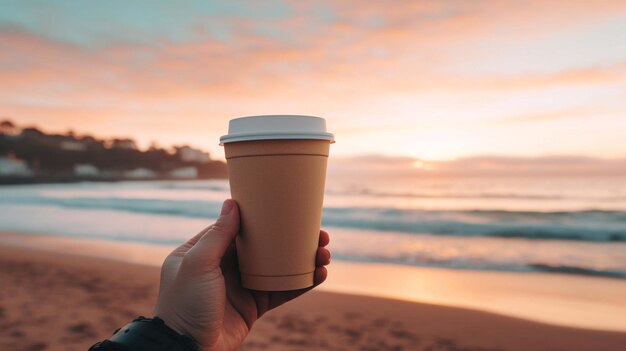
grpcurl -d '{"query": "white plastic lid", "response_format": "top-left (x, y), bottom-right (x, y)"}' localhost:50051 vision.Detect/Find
top-left (220, 115), bottom-right (335, 144)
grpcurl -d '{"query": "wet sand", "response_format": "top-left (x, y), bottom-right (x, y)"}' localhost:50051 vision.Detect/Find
top-left (1, 235), bottom-right (626, 351)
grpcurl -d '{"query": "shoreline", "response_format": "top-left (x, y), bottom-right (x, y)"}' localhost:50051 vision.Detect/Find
top-left (1, 230), bottom-right (625, 333)
top-left (0, 176), bottom-right (228, 185)
top-left (1, 239), bottom-right (626, 351)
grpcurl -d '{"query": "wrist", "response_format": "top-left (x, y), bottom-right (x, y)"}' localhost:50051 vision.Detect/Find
top-left (153, 306), bottom-right (195, 342)
top-left (154, 313), bottom-right (186, 336)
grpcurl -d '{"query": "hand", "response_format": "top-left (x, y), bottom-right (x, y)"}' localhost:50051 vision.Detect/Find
top-left (154, 199), bottom-right (331, 351)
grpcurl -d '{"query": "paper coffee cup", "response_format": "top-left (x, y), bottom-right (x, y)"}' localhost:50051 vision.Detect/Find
top-left (220, 115), bottom-right (334, 291)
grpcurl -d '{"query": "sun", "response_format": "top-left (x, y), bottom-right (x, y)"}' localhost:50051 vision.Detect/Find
top-left (411, 160), bottom-right (432, 170)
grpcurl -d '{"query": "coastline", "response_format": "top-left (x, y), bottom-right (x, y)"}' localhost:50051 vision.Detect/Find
top-left (0, 175), bottom-right (228, 185)
top-left (1, 233), bottom-right (626, 351)
top-left (1, 230), bottom-right (626, 333)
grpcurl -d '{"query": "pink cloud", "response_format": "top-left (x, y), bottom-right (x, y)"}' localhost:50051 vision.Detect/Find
top-left (1, 0), bottom-right (625, 154)
top-left (330, 154), bottom-right (626, 177)
top-left (2, 0), bottom-right (625, 105)
top-left (489, 108), bottom-right (603, 124)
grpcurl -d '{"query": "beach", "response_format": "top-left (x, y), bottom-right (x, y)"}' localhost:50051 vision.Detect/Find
top-left (3, 1), bottom-right (626, 349)
top-left (2, 231), bottom-right (626, 351)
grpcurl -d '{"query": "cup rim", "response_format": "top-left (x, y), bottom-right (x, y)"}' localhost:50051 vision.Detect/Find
top-left (220, 131), bottom-right (335, 144)
top-left (220, 115), bottom-right (335, 145)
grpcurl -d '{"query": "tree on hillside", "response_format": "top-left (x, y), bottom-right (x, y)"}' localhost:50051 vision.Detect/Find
top-left (0, 119), bottom-right (17, 135)
top-left (109, 138), bottom-right (137, 150)
top-left (0, 119), bottom-right (227, 180)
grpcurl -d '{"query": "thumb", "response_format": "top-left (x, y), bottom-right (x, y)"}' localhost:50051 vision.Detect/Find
top-left (184, 199), bottom-right (240, 270)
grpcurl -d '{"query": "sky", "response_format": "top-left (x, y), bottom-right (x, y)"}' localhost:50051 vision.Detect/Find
top-left (1, 0), bottom-right (625, 163)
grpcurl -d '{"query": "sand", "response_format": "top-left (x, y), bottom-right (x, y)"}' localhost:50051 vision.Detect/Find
top-left (1, 235), bottom-right (626, 351)
top-left (2, 231), bottom-right (625, 332)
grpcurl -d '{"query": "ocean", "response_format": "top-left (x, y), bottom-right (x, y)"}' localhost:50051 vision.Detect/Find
top-left (1, 176), bottom-right (625, 278)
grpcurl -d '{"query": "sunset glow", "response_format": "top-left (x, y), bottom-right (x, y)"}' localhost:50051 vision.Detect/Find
top-left (2, 3), bottom-right (626, 345)
top-left (1, 1), bottom-right (625, 161)
top-left (411, 160), bottom-right (432, 171)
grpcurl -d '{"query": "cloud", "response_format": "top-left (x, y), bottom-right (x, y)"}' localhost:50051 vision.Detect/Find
top-left (490, 109), bottom-right (593, 124)
top-left (471, 62), bottom-right (626, 90)
top-left (2, 0), bottom-right (625, 101)
top-left (1, 1), bottom-right (625, 155)
top-left (329, 154), bottom-right (626, 177)
top-left (433, 155), bottom-right (626, 176)
top-left (1, 23), bottom-right (623, 111)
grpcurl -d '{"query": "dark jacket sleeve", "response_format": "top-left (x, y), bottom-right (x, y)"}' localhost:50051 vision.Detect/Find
top-left (89, 340), bottom-right (133, 351)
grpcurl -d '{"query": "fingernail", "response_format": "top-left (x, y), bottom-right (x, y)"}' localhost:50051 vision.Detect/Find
top-left (220, 199), bottom-right (234, 215)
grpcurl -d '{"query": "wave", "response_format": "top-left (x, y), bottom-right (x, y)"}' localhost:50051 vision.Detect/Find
top-left (326, 188), bottom-right (626, 201)
top-left (322, 207), bottom-right (626, 242)
top-left (327, 189), bottom-right (566, 200)
top-left (527, 264), bottom-right (626, 279)
top-left (2, 194), bottom-right (625, 242)
top-left (159, 183), bottom-right (230, 192)
top-left (332, 254), bottom-right (626, 279)
top-left (3, 195), bottom-right (224, 218)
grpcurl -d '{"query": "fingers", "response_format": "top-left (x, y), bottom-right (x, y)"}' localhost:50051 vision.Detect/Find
top-left (184, 199), bottom-right (240, 270)
top-left (316, 247), bottom-right (331, 266)
top-left (168, 225), bottom-right (212, 258)
top-left (256, 230), bottom-right (331, 314)
top-left (314, 230), bottom-right (330, 284)
top-left (314, 266), bottom-right (328, 285)
top-left (316, 230), bottom-right (331, 266)
top-left (160, 225), bottom-right (212, 284)
top-left (264, 265), bottom-right (328, 312)
top-left (319, 230), bottom-right (330, 247)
